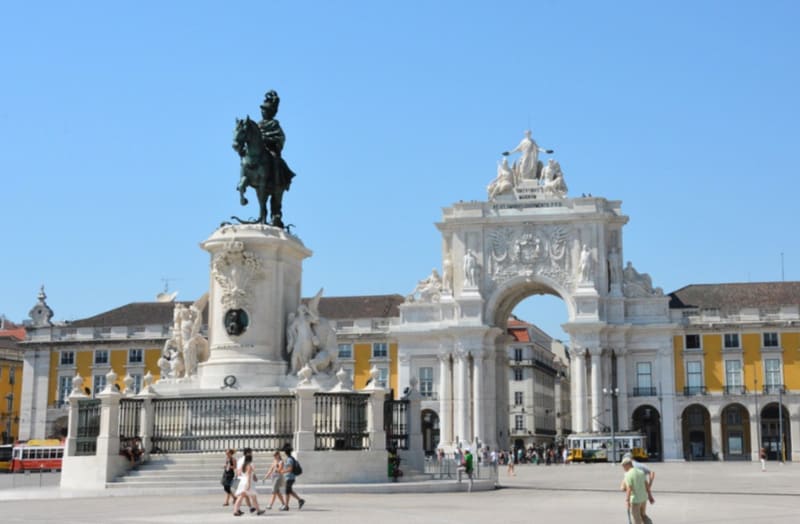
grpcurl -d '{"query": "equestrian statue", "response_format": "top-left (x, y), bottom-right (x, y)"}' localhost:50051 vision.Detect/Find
top-left (231, 90), bottom-right (296, 227)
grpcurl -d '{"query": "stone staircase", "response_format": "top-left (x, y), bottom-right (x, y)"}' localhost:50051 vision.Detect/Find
top-left (106, 453), bottom-right (438, 494)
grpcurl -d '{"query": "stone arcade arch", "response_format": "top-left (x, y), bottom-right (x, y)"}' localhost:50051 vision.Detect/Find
top-left (392, 134), bottom-right (680, 459)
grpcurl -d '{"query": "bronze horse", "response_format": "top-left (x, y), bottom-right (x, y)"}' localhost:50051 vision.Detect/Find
top-left (232, 116), bottom-right (290, 227)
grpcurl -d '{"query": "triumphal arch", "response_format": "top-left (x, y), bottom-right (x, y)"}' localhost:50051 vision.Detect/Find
top-left (392, 132), bottom-right (679, 460)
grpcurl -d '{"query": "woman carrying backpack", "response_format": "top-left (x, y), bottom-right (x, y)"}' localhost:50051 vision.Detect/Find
top-left (281, 443), bottom-right (306, 511)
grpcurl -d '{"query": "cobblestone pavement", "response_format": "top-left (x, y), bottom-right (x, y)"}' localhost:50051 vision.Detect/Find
top-left (1, 462), bottom-right (798, 523)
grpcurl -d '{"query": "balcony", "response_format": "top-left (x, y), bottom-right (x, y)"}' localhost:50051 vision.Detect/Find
top-left (723, 385), bottom-right (747, 395)
top-left (683, 386), bottom-right (707, 396)
top-left (632, 387), bottom-right (657, 397)
top-left (762, 384), bottom-right (785, 395)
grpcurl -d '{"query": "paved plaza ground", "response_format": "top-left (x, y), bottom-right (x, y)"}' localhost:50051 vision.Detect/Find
top-left (0, 462), bottom-right (798, 523)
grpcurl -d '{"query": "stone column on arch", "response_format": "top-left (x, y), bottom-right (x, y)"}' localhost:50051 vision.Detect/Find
top-left (589, 347), bottom-right (603, 432)
top-left (615, 348), bottom-right (629, 430)
top-left (571, 347), bottom-right (588, 433)
top-left (453, 350), bottom-right (470, 446)
top-left (438, 352), bottom-right (453, 448)
top-left (471, 349), bottom-right (485, 448)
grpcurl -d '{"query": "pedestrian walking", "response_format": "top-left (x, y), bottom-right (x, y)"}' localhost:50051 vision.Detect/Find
top-left (265, 450), bottom-right (287, 510)
top-left (221, 448), bottom-right (237, 507)
top-left (760, 447), bottom-right (767, 472)
top-left (233, 455), bottom-right (265, 516)
top-left (621, 457), bottom-right (653, 524)
top-left (281, 442), bottom-right (306, 511)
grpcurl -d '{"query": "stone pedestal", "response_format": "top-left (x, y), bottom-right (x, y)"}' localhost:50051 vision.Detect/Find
top-left (197, 224), bottom-right (312, 391)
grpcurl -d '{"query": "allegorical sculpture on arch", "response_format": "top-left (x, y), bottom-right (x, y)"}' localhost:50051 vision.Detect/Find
top-left (487, 129), bottom-right (568, 201)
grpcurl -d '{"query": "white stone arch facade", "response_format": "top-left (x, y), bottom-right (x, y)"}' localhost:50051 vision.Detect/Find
top-left (392, 148), bottom-right (680, 458)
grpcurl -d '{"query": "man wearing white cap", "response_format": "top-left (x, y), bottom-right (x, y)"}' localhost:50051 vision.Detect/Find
top-left (621, 457), bottom-right (653, 524)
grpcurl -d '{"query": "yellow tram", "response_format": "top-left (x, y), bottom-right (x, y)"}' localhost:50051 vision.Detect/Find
top-left (567, 432), bottom-right (648, 463)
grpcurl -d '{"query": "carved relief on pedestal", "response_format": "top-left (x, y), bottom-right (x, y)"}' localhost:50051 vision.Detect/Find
top-left (488, 225), bottom-right (572, 289)
top-left (211, 239), bottom-right (265, 310)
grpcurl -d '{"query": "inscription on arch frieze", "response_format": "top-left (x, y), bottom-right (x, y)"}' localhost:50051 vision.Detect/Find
top-left (487, 224), bottom-right (574, 290)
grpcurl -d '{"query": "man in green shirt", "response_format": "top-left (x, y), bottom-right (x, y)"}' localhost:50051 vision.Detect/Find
top-left (622, 457), bottom-right (653, 524)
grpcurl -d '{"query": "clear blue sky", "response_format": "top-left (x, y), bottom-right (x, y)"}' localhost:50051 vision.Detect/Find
top-left (2, 1), bottom-right (798, 341)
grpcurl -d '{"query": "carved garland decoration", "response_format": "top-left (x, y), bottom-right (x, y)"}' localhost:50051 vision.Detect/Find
top-left (211, 240), bottom-right (265, 309)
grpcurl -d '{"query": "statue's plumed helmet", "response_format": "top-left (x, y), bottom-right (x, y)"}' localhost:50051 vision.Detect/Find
top-left (261, 90), bottom-right (280, 111)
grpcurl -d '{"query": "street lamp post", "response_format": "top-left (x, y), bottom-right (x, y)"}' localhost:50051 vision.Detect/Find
top-left (603, 387), bottom-right (619, 463)
top-left (778, 384), bottom-right (785, 464)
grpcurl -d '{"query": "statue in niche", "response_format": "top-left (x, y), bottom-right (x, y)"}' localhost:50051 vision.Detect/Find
top-left (286, 288), bottom-right (338, 376)
top-left (608, 247), bottom-right (622, 287)
top-left (502, 130), bottom-right (553, 182)
top-left (441, 255), bottom-right (453, 294)
top-left (231, 90), bottom-right (296, 227)
top-left (623, 261), bottom-right (664, 297)
top-left (463, 249), bottom-right (481, 288)
top-left (578, 244), bottom-right (593, 282)
top-left (487, 157), bottom-right (515, 200)
top-left (157, 295), bottom-right (209, 381)
top-left (407, 268), bottom-right (443, 302)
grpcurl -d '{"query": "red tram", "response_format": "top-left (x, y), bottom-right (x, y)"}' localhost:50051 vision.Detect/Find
top-left (11, 439), bottom-right (64, 472)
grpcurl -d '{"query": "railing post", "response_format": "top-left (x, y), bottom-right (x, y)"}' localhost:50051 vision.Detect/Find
top-left (95, 369), bottom-right (122, 483)
top-left (64, 373), bottom-right (88, 457)
top-left (364, 366), bottom-right (386, 452)
top-left (136, 372), bottom-right (156, 461)
top-left (403, 377), bottom-right (425, 472)
top-left (294, 366), bottom-right (319, 452)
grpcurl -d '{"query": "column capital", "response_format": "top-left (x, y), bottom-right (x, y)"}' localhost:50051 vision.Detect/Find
top-left (587, 346), bottom-right (603, 357)
top-left (569, 347), bottom-right (586, 360)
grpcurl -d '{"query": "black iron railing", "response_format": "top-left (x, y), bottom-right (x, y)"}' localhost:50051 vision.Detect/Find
top-left (763, 384), bottom-right (785, 394)
top-left (314, 393), bottom-right (369, 451)
top-left (683, 386), bottom-right (707, 396)
top-left (632, 387), bottom-right (657, 397)
top-left (384, 398), bottom-right (409, 450)
top-left (151, 396), bottom-right (295, 453)
top-left (75, 399), bottom-right (101, 456)
top-left (723, 385), bottom-right (747, 395)
top-left (118, 398), bottom-right (142, 454)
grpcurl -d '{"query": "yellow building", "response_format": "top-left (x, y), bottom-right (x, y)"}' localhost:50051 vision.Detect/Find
top-left (18, 292), bottom-right (404, 441)
top-left (0, 335), bottom-right (23, 443)
top-left (671, 282), bottom-right (800, 462)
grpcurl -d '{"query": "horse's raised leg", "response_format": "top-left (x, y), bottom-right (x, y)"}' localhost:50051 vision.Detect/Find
top-left (237, 173), bottom-right (249, 206)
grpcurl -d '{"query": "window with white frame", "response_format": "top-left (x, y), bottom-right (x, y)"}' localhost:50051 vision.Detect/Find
top-left (685, 334), bottom-right (701, 350)
top-left (419, 367), bottom-right (434, 398)
top-left (763, 332), bottom-right (779, 348)
top-left (60, 351), bottom-right (75, 366)
top-left (128, 348), bottom-right (143, 364)
top-left (723, 333), bottom-right (740, 349)
top-left (94, 349), bottom-right (109, 365)
top-left (513, 367), bottom-right (523, 381)
top-left (514, 414), bottom-right (524, 431)
top-left (764, 359), bottom-right (782, 389)
top-left (57, 376), bottom-right (72, 407)
top-left (514, 391), bottom-right (524, 406)
top-left (9, 367), bottom-right (15, 385)
top-left (725, 360), bottom-right (742, 386)
top-left (636, 362), bottom-right (652, 388)
top-left (513, 348), bottom-right (523, 362)
top-left (337, 343), bottom-right (353, 359)
top-left (372, 342), bottom-right (388, 358)
top-left (686, 361), bottom-right (703, 392)
top-left (377, 367), bottom-right (389, 388)
top-left (93, 374), bottom-right (107, 396)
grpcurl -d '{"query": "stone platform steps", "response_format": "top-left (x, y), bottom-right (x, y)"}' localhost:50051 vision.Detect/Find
top-left (107, 453), bottom-right (438, 491)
